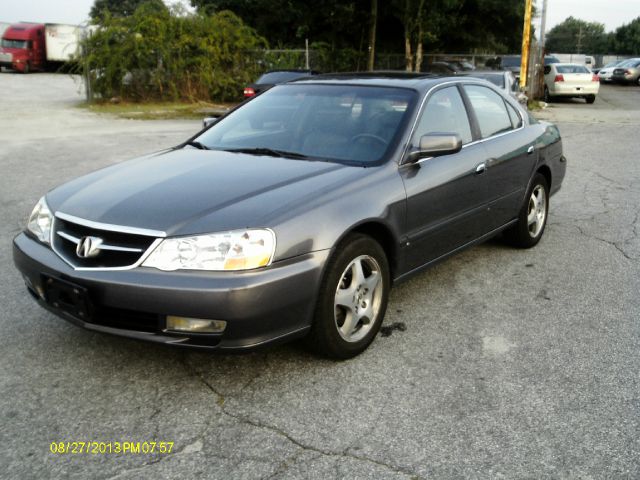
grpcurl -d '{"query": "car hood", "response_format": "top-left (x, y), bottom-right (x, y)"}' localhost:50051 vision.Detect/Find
top-left (46, 148), bottom-right (358, 236)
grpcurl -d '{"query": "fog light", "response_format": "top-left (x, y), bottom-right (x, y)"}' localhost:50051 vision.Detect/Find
top-left (165, 316), bottom-right (226, 333)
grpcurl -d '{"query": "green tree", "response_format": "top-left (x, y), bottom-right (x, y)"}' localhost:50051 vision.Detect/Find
top-left (545, 17), bottom-right (608, 54)
top-left (82, 2), bottom-right (266, 101)
top-left (611, 17), bottom-right (640, 54)
top-left (90, 0), bottom-right (168, 23)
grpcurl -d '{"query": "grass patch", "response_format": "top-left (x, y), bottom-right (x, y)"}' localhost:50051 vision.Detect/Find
top-left (78, 101), bottom-right (236, 120)
top-left (527, 99), bottom-right (545, 111)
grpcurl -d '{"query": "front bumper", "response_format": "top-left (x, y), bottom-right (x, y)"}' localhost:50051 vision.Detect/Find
top-left (13, 233), bottom-right (329, 350)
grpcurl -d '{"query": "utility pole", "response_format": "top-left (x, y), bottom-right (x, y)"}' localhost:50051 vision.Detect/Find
top-left (367, 0), bottom-right (377, 71)
top-left (519, 0), bottom-right (533, 90)
top-left (539, 0), bottom-right (548, 48)
top-left (576, 25), bottom-right (584, 54)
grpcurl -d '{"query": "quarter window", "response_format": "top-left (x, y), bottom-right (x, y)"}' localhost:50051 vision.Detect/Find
top-left (505, 101), bottom-right (523, 129)
top-left (412, 86), bottom-right (472, 146)
top-left (464, 85), bottom-right (513, 138)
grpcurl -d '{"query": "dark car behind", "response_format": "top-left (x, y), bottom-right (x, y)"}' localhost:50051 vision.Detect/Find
top-left (244, 69), bottom-right (319, 97)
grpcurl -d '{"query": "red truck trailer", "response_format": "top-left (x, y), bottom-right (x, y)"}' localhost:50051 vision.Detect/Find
top-left (0, 23), bottom-right (83, 73)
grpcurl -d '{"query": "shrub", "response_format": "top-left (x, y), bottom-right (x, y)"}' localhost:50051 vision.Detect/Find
top-left (81, 2), bottom-right (266, 102)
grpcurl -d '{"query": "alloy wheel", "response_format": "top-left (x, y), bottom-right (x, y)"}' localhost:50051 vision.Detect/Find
top-left (527, 184), bottom-right (547, 238)
top-left (334, 255), bottom-right (383, 343)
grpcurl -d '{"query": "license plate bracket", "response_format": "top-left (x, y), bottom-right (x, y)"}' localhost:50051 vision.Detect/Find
top-left (43, 276), bottom-right (93, 321)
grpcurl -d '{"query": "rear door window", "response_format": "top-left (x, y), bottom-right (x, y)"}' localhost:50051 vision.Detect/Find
top-left (463, 85), bottom-right (513, 138)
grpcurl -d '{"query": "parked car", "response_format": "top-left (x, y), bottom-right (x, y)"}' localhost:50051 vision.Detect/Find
top-left (611, 58), bottom-right (640, 85)
top-left (543, 63), bottom-right (600, 103)
top-left (243, 69), bottom-right (318, 97)
top-left (422, 61), bottom-right (458, 75)
top-left (597, 60), bottom-right (627, 82)
top-left (500, 55), bottom-right (560, 81)
top-left (14, 73), bottom-right (565, 358)
top-left (462, 70), bottom-right (527, 105)
top-left (444, 59), bottom-right (475, 71)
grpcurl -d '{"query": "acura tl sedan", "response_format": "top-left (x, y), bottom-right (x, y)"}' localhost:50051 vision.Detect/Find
top-left (14, 73), bottom-right (566, 359)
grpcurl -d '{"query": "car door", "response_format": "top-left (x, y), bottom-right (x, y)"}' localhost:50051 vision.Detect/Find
top-left (462, 84), bottom-right (538, 230)
top-left (399, 85), bottom-right (490, 271)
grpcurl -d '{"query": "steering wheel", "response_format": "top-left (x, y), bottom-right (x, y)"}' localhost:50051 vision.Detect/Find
top-left (350, 133), bottom-right (388, 147)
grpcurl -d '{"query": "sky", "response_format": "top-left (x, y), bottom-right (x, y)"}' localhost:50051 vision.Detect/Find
top-left (2, 0), bottom-right (639, 33)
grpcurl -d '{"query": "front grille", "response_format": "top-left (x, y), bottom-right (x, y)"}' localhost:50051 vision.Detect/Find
top-left (53, 216), bottom-right (158, 269)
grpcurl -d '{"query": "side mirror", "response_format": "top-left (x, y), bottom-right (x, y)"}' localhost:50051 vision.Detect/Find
top-left (203, 116), bottom-right (219, 129)
top-left (405, 133), bottom-right (462, 163)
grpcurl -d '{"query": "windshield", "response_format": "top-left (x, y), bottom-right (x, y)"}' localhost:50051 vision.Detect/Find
top-left (1, 39), bottom-right (29, 49)
top-left (256, 71), bottom-right (311, 84)
top-left (544, 56), bottom-right (560, 65)
top-left (557, 65), bottom-right (590, 74)
top-left (195, 84), bottom-right (417, 165)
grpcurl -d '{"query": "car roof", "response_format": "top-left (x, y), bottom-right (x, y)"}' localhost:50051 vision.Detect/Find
top-left (294, 71), bottom-right (465, 92)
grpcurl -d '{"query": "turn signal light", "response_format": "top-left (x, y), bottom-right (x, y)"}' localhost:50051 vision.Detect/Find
top-left (554, 74), bottom-right (564, 83)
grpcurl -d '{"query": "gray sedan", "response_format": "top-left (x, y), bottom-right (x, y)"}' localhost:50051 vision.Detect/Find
top-left (13, 73), bottom-right (566, 358)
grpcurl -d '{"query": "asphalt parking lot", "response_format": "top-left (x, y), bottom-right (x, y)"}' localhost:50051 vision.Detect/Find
top-left (1, 74), bottom-right (638, 479)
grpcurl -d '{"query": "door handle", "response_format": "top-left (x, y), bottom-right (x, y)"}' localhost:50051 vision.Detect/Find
top-left (475, 163), bottom-right (486, 174)
top-left (527, 145), bottom-right (535, 155)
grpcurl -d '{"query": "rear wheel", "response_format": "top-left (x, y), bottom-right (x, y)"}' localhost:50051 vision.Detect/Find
top-left (543, 86), bottom-right (552, 103)
top-left (504, 173), bottom-right (549, 248)
top-left (586, 94), bottom-right (596, 104)
top-left (306, 234), bottom-right (390, 359)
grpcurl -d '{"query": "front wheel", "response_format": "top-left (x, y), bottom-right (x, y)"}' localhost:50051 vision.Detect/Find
top-left (23, 61), bottom-right (31, 74)
top-left (306, 234), bottom-right (390, 359)
top-left (504, 173), bottom-right (549, 248)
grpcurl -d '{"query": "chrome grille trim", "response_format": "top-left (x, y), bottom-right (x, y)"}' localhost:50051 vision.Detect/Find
top-left (51, 214), bottom-right (163, 272)
top-left (55, 212), bottom-right (167, 238)
top-left (56, 231), bottom-right (144, 253)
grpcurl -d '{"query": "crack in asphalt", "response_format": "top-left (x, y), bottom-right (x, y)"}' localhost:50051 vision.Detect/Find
top-left (178, 356), bottom-right (421, 479)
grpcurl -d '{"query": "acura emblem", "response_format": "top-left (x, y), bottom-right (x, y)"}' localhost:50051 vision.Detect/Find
top-left (76, 236), bottom-right (103, 258)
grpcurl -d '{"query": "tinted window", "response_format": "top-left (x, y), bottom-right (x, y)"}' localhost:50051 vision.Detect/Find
top-left (544, 56), bottom-right (560, 65)
top-left (412, 86), bottom-right (472, 145)
top-left (501, 56), bottom-right (521, 67)
top-left (256, 71), bottom-right (310, 84)
top-left (197, 84), bottom-right (416, 165)
top-left (464, 85), bottom-right (513, 138)
top-left (556, 65), bottom-right (590, 74)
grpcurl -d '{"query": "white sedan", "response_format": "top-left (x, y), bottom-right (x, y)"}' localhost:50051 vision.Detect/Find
top-left (543, 63), bottom-right (600, 104)
top-left (597, 60), bottom-right (626, 82)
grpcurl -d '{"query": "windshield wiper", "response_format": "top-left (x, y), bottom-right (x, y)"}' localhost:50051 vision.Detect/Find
top-left (224, 147), bottom-right (310, 160)
top-left (185, 140), bottom-right (209, 150)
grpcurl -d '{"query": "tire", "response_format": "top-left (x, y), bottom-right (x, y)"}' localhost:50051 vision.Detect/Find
top-left (586, 95), bottom-right (596, 104)
top-left (306, 234), bottom-right (390, 359)
top-left (543, 86), bottom-right (552, 103)
top-left (23, 62), bottom-right (31, 74)
top-left (504, 173), bottom-right (549, 248)
top-left (636, 77), bottom-right (640, 87)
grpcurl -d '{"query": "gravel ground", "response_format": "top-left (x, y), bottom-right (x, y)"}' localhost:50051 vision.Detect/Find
top-left (0, 73), bottom-right (638, 479)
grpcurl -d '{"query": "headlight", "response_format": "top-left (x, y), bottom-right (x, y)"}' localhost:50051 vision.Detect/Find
top-left (27, 197), bottom-right (53, 245)
top-left (142, 229), bottom-right (275, 271)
